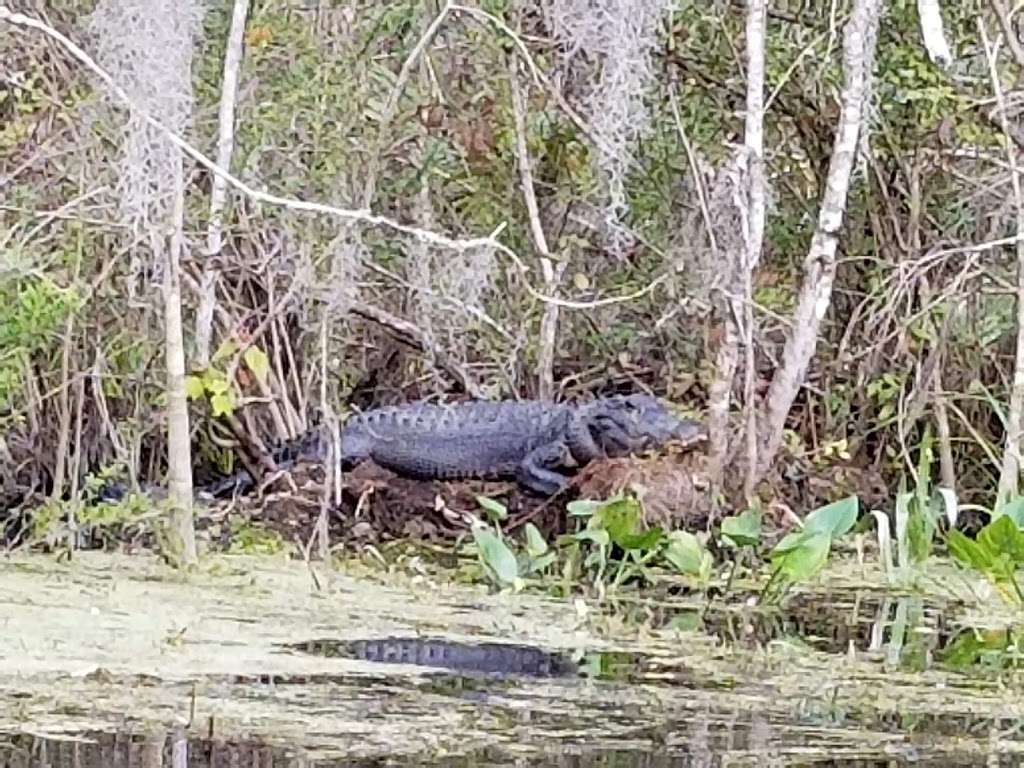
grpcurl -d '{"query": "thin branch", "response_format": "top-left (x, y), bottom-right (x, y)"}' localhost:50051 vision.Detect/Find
top-left (508, 53), bottom-right (561, 400)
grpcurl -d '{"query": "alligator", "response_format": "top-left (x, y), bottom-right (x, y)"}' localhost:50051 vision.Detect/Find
top-left (203, 393), bottom-right (707, 498)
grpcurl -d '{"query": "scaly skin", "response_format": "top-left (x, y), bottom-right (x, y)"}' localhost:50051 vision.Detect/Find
top-left (203, 394), bottom-right (707, 498)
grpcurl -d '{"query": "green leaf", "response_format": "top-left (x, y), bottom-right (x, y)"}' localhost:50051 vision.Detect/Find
top-left (203, 371), bottom-right (229, 395)
top-left (524, 523), bottom-right (548, 557)
top-left (663, 530), bottom-right (709, 576)
top-left (472, 526), bottom-right (519, 586)
top-left (978, 514), bottom-right (1024, 566)
top-left (475, 495), bottom-right (508, 522)
top-left (212, 338), bottom-right (238, 363)
top-left (907, 500), bottom-right (936, 564)
top-left (243, 345), bottom-right (271, 384)
top-left (523, 551), bottom-right (557, 574)
top-left (721, 509), bottom-right (762, 548)
top-left (596, 497), bottom-right (663, 551)
top-left (567, 498), bottom-right (608, 517)
top-left (184, 375), bottom-right (205, 400)
top-left (210, 392), bottom-right (234, 417)
top-left (803, 495), bottom-right (859, 539)
top-left (667, 610), bottom-right (704, 632)
top-left (771, 532), bottom-right (831, 583)
top-left (947, 530), bottom-right (998, 574)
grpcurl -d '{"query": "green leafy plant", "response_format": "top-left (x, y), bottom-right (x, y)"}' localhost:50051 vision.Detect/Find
top-left (947, 514), bottom-right (1024, 605)
top-left (762, 495), bottom-right (859, 603)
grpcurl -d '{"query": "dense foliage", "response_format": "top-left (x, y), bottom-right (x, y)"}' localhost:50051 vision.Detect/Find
top-left (0, 0), bottom-right (1019, 523)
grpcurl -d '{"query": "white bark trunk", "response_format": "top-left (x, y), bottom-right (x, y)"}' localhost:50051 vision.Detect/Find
top-left (757, 0), bottom-right (884, 478)
top-left (163, 168), bottom-right (197, 566)
top-left (195, 0), bottom-right (249, 368)
top-left (742, 0), bottom-right (767, 501)
top-left (917, 0), bottom-right (952, 67)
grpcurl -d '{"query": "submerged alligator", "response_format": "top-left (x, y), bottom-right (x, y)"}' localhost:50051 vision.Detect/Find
top-left (204, 393), bottom-right (707, 498)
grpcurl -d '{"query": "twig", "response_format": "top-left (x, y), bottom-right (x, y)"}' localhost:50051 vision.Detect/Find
top-left (349, 298), bottom-right (482, 396)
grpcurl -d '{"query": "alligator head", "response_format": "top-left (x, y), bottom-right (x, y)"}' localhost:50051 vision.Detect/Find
top-left (590, 394), bottom-right (707, 458)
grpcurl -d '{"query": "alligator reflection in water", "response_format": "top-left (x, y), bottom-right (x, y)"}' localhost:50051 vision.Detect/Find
top-left (282, 636), bottom-right (577, 678)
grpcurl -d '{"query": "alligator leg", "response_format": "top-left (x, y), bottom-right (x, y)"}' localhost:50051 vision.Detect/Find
top-left (565, 413), bottom-right (604, 464)
top-left (590, 415), bottom-right (635, 456)
top-left (517, 441), bottom-right (575, 496)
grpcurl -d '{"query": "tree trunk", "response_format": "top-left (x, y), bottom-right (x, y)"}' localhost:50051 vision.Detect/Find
top-left (756, 0), bottom-right (884, 480)
top-left (195, 0), bottom-right (249, 368)
top-left (162, 169), bottom-right (197, 566)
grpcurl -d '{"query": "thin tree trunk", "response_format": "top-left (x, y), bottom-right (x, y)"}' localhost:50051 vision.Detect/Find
top-left (757, 0), bottom-right (884, 479)
top-left (195, 0), bottom-right (249, 368)
top-left (741, 0), bottom-right (767, 501)
top-left (508, 54), bottom-right (561, 400)
top-left (162, 168), bottom-right (197, 566)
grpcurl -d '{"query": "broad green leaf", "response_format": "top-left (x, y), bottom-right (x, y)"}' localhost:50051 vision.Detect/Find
top-left (475, 495), bottom-right (508, 521)
top-left (243, 346), bottom-right (271, 383)
top-left (472, 527), bottom-right (518, 585)
top-left (524, 522), bottom-right (548, 557)
top-left (597, 497), bottom-right (662, 551)
top-left (803, 495), bottom-right (859, 539)
top-left (978, 514), bottom-right (1024, 566)
top-left (663, 530), bottom-right (708, 576)
top-left (184, 375), bottom-right (205, 400)
top-left (721, 509), bottom-right (762, 548)
top-left (771, 532), bottom-right (831, 583)
top-left (211, 392), bottom-right (234, 417)
top-left (203, 372), bottom-right (229, 395)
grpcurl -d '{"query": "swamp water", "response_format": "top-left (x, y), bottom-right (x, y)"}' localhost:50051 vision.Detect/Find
top-left (1, 551), bottom-right (1023, 766)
